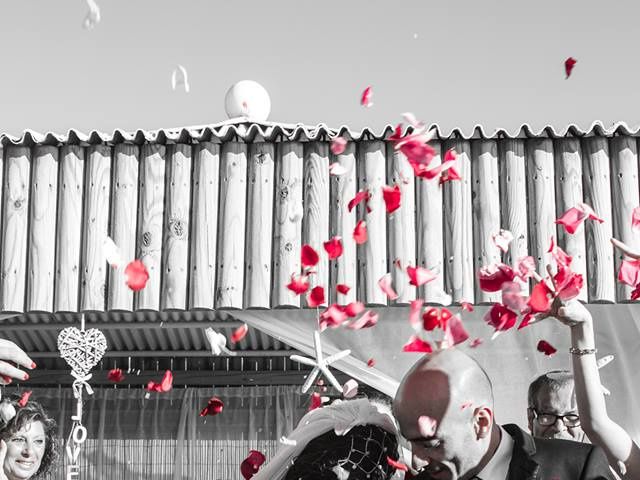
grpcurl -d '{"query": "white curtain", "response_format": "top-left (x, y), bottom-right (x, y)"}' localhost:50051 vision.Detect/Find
top-left (4, 385), bottom-right (309, 480)
top-left (235, 304), bottom-right (640, 442)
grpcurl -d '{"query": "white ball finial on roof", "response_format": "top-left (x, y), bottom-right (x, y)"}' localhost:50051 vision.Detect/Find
top-left (225, 80), bottom-right (271, 122)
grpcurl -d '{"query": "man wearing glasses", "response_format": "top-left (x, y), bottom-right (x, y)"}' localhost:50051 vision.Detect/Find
top-left (527, 370), bottom-right (587, 441)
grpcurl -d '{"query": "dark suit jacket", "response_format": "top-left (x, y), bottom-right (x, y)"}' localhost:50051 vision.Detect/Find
top-left (503, 424), bottom-right (613, 480)
top-left (410, 424), bottom-right (613, 480)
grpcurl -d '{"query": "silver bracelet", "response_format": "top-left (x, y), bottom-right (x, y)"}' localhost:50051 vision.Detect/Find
top-left (569, 347), bottom-right (597, 356)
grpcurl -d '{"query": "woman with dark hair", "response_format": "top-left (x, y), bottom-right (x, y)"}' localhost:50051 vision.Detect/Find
top-left (0, 395), bottom-right (59, 480)
top-left (254, 398), bottom-right (406, 480)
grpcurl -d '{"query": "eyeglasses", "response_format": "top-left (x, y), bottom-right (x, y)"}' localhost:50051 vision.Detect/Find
top-left (531, 409), bottom-right (581, 427)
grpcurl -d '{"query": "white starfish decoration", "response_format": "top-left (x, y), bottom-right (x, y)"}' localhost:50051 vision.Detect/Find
top-left (290, 330), bottom-right (350, 393)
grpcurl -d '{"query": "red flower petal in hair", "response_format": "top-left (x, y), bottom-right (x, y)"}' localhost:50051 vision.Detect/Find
top-left (301, 244), bottom-right (320, 268)
top-left (323, 236), bottom-right (343, 260)
top-left (231, 324), bottom-right (249, 343)
top-left (307, 286), bottom-right (325, 308)
top-left (199, 396), bottom-right (224, 416)
top-left (125, 260), bottom-right (149, 291)
top-left (402, 336), bottom-right (433, 353)
top-left (107, 368), bottom-right (125, 383)
top-left (353, 221), bottom-right (367, 244)
top-left (382, 184), bottom-right (402, 213)
top-left (537, 340), bottom-right (557, 356)
top-left (240, 450), bottom-right (267, 479)
top-left (18, 391), bottom-right (32, 408)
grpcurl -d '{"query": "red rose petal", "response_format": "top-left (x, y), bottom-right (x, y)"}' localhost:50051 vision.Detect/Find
top-left (422, 308), bottom-right (440, 331)
top-left (331, 137), bottom-right (348, 155)
top-left (556, 207), bottom-right (587, 234)
top-left (484, 303), bottom-right (518, 332)
top-left (402, 336), bottom-right (433, 353)
top-left (501, 281), bottom-right (527, 312)
top-left (146, 370), bottom-right (173, 393)
top-left (444, 314), bottom-right (469, 346)
top-left (360, 86), bottom-right (373, 107)
top-left (633, 207), bottom-right (640, 232)
top-left (345, 301), bottom-right (365, 317)
top-left (107, 368), bottom-right (125, 383)
top-left (470, 338), bottom-right (483, 348)
top-left (336, 284), bottom-right (350, 295)
top-left (309, 392), bottom-right (322, 411)
top-left (348, 190), bottom-right (370, 212)
top-left (632, 283), bottom-right (640, 300)
top-left (386, 457), bottom-right (409, 472)
top-left (367, 358), bottom-right (375, 368)
top-left (618, 259), bottom-right (640, 286)
top-left (353, 220), bottom-right (368, 244)
top-left (319, 304), bottom-right (348, 330)
top-left (537, 340), bottom-right (557, 356)
top-left (307, 286), bottom-right (326, 308)
top-left (240, 450), bottom-right (267, 480)
top-left (378, 273), bottom-right (398, 300)
top-left (515, 256), bottom-right (536, 281)
top-left (478, 263), bottom-right (516, 292)
top-left (409, 299), bottom-right (424, 329)
top-left (323, 236), bottom-right (343, 260)
top-left (125, 260), bottom-right (149, 291)
top-left (382, 184), bottom-right (402, 213)
top-left (527, 282), bottom-right (554, 314)
top-left (407, 266), bottom-right (437, 287)
top-left (460, 301), bottom-right (474, 312)
top-left (348, 310), bottom-right (379, 330)
top-left (231, 324), bottom-right (249, 343)
top-left (287, 274), bottom-right (310, 295)
top-left (200, 396), bottom-right (224, 416)
top-left (301, 244), bottom-right (320, 268)
top-left (565, 57), bottom-right (577, 78)
top-left (18, 391), bottom-right (32, 408)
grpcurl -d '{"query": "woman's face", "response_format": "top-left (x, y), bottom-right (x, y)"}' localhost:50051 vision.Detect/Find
top-left (3, 421), bottom-right (46, 480)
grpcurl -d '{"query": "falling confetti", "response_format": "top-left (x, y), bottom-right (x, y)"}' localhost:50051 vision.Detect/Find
top-left (146, 370), bottom-right (173, 393)
top-left (231, 324), bottom-right (249, 343)
top-left (564, 57), bottom-right (577, 78)
top-left (301, 244), bottom-right (320, 268)
top-left (382, 184), bottom-right (401, 213)
top-left (378, 274), bottom-right (398, 300)
top-left (360, 86), bottom-right (373, 107)
top-left (287, 274), bottom-right (310, 295)
top-left (171, 65), bottom-right (190, 93)
top-left (240, 450), bottom-right (266, 479)
top-left (324, 236), bottom-right (344, 260)
top-left (107, 368), bottom-right (125, 383)
top-left (199, 396), bottom-right (224, 416)
top-left (537, 340), bottom-right (557, 356)
top-left (307, 286), bottom-right (326, 307)
top-left (353, 220), bottom-right (368, 244)
top-left (402, 336), bottom-right (433, 353)
top-left (556, 203), bottom-right (603, 234)
top-left (124, 260), bottom-right (150, 291)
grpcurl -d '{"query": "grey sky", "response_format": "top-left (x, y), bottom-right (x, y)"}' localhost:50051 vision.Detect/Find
top-left (1, 0), bottom-right (639, 136)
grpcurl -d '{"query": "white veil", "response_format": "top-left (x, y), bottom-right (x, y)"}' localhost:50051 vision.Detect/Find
top-left (253, 398), bottom-right (408, 480)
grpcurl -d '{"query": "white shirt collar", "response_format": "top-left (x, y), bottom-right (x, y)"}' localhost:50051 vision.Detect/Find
top-left (476, 425), bottom-right (514, 480)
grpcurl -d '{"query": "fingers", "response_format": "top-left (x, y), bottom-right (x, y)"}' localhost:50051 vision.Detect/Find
top-left (0, 339), bottom-right (34, 371)
top-left (0, 361), bottom-right (29, 382)
top-left (611, 237), bottom-right (640, 259)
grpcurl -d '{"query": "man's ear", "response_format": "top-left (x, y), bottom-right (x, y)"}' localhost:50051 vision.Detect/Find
top-left (473, 407), bottom-right (493, 439)
top-left (527, 407), bottom-right (534, 433)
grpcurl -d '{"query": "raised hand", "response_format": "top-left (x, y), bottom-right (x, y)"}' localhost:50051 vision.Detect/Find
top-left (0, 339), bottom-right (35, 384)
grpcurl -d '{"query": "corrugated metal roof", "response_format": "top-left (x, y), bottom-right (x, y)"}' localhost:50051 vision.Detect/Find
top-left (0, 310), bottom-right (292, 358)
top-left (2, 119), bottom-right (640, 147)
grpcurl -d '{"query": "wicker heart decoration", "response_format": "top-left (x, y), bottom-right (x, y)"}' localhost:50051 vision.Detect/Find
top-left (57, 327), bottom-right (107, 377)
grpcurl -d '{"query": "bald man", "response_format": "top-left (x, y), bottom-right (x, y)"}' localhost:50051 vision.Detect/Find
top-left (393, 349), bottom-right (612, 480)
